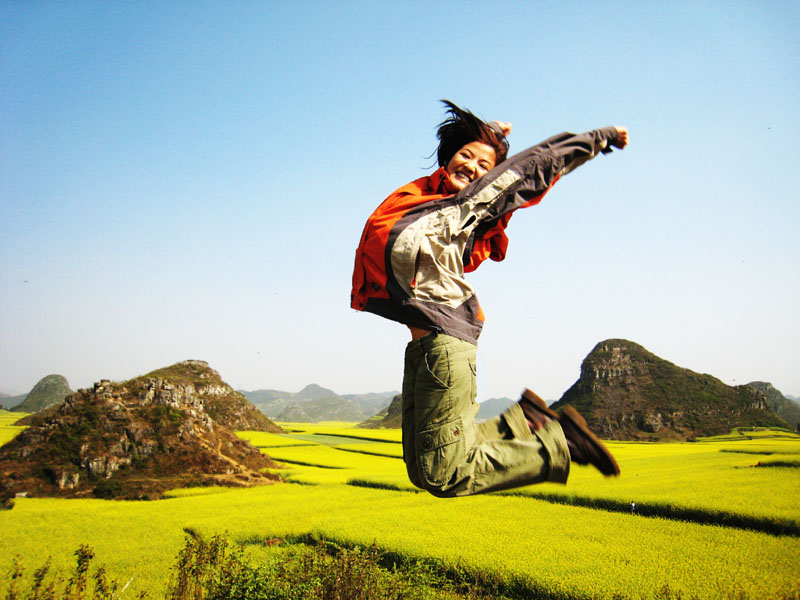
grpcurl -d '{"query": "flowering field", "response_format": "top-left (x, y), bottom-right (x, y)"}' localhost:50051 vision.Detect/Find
top-left (0, 411), bottom-right (27, 447)
top-left (254, 423), bottom-right (800, 531)
top-left (1, 422), bottom-right (798, 598)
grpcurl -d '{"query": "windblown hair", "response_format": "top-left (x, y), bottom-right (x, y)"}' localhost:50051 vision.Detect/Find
top-left (436, 100), bottom-right (509, 168)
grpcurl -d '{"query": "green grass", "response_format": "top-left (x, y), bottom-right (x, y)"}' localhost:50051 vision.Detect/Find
top-left (1, 423), bottom-right (798, 599)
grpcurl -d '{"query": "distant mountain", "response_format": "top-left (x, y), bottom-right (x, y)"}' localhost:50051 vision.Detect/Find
top-left (276, 396), bottom-right (366, 422)
top-left (0, 360), bottom-right (281, 500)
top-left (11, 375), bottom-right (73, 413)
top-left (477, 397), bottom-right (515, 421)
top-left (358, 394), bottom-right (521, 429)
top-left (746, 382), bottom-right (800, 431)
top-left (239, 386), bottom-right (397, 423)
top-left (0, 393), bottom-right (26, 410)
top-left (550, 339), bottom-right (788, 441)
top-left (295, 384), bottom-right (337, 400)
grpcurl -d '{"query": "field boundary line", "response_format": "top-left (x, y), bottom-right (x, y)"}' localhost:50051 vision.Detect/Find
top-left (253, 443), bottom-right (320, 449)
top-left (313, 432), bottom-right (402, 444)
top-left (334, 447), bottom-right (404, 459)
top-left (346, 478), bottom-right (419, 492)
top-left (271, 458), bottom-right (347, 470)
top-left (345, 480), bottom-right (800, 537)
top-left (501, 490), bottom-right (800, 537)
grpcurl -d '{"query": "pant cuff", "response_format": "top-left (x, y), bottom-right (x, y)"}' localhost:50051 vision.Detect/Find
top-left (504, 402), bottom-right (532, 439)
top-left (535, 420), bottom-right (570, 484)
top-left (503, 404), bottom-right (570, 484)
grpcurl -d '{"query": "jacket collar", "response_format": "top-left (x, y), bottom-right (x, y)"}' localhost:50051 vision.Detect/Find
top-left (430, 167), bottom-right (450, 195)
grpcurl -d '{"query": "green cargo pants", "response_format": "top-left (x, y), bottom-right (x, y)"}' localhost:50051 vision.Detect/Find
top-left (402, 332), bottom-right (570, 497)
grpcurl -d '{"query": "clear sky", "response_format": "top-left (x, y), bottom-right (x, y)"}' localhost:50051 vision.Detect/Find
top-left (2, 1), bottom-right (798, 402)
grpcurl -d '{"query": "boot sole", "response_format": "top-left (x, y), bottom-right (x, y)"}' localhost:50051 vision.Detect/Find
top-left (561, 406), bottom-right (621, 477)
top-left (521, 388), bottom-right (559, 419)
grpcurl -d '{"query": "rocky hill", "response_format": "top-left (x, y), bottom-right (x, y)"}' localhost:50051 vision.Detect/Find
top-left (358, 394), bottom-right (402, 429)
top-left (746, 381), bottom-right (800, 431)
top-left (550, 339), bottom-right (788, 441)
top-left (141, 362), bottom-right (282, 432)
top-left (240, 384), bottom-right (396, 423)
top-left (9, 375), bottom-right (73, 413)
top-left (0, 361), bottom-right (282, 500)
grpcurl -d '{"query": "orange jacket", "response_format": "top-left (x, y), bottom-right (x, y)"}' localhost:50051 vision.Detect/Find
top-left (351, 127), bottom-right (620, 344)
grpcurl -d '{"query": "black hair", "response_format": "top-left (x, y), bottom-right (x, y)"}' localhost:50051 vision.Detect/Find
top-left (435, 100), bottom-right (509, 168)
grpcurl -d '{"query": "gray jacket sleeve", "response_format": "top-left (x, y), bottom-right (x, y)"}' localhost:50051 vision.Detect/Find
top-left (536, 126), bottom-right (620, 176)
top-left (455, 126), bottom-right (621, 218)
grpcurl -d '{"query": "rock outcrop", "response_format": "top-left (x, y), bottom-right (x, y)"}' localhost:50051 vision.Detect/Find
top-left (0, 361), bottom-right (283, 499)
top-left (746, 381), bottom-right (800, 432)
top-left (140, 361), bottom-right (283, 433)
top-left (550, 339), bottom-right (788, 441)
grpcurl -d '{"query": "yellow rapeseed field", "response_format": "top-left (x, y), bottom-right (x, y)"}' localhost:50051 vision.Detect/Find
top-left (1, 421), bottom-right (798, 598)
top-left (0, 410), bottom-right (27, 447)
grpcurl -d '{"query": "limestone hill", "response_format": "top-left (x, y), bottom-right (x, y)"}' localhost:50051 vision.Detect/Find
top-left (551, 339), bottom-right (788, 441)
top-left (358, 394), bottom-right (402, 428)
top-left (10, 374), bottom-right (73, 413)
top-left (746, 381), bottom-right (800, 431)
top-left (0, 360), bottom-right (282, 500)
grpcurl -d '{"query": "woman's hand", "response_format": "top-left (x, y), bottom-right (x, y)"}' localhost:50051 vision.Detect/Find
top-left (613, 126), bottom-right (629, 149)
top-left (493, 121), bottom-right (512, 137)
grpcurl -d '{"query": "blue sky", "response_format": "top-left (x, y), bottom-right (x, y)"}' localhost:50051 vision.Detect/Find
top-left (2, 1), bottom-right (798, 402)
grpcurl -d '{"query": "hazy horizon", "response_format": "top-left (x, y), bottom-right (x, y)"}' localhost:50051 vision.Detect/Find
top-left (2, 345), bottom-right (798, 403)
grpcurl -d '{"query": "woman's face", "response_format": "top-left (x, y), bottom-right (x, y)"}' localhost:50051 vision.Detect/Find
top-left (444, 141), bottom-right (497, 192)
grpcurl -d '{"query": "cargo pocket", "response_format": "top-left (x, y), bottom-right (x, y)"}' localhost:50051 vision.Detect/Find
top-left (468, 356), bottom-right (477, 403)
top-left (423, 349), bottom-right (450, 390)
top-left (418, 416), bottom-right (466, 488)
